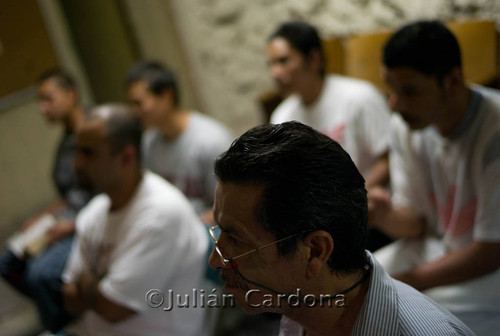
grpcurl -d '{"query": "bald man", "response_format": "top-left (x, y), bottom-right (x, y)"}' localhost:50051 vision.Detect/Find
top-left (62, 104), bottom-right (208, 335)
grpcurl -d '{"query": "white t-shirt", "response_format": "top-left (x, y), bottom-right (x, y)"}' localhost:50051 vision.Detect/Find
top-left (382, 85), bottom-right (500, 313)
top-left (270, 75), bottom-right (391, 177)
top-left (63, 171), bottom-right (208, 336)
top-left (142, 112), bottom-right (234, 215)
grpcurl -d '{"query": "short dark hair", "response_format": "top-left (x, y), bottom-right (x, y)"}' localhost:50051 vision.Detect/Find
top-left (37, 68), bottom-right (77, 91)
top-left (125, 60), bottom-right (180, 106)
top-left (214, 121), bottom-right (367, 274)
top-left (90, 104), bottom-right (143, 159)
top-left (269, 21), bottom-right (326, 77)
top-left (383, 20), bottom-right (462, 81)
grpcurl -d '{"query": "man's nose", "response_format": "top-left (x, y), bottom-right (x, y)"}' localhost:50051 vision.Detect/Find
top-left (270, 63), bottom-right (283, 81)
top-left (73, 152), bottom-right (83, 172)
top-left (208, 247), bottom-right (229, 271)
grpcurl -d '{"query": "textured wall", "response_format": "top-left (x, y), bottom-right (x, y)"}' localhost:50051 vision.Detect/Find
top-left (170, 0), bottom-right (500, 136)
top-left (0, 100), bottom-right (60, 240)
top-left (0, 0), bottom-right (88, 238)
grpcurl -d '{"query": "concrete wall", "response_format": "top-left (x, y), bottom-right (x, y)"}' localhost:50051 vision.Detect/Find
top-left (1, 0), bottom-right (499, 238)
top-left (168, 0), bottom-right (500, 136)
top-left (0, 0), bottom-right (91, 239)
top-left (123, 0), bottom-right (199, 110)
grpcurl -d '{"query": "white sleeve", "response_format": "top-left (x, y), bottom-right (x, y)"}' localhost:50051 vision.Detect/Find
top-left (474, 134), bottom-right (500, 241)
top-left (356, 85), bottom-right (392, 158)
top-left (62, 234), bottom-right (84, 284)
top-left (62, 208), bottom-right (91, 284)
top-left (270, 96), bottom-right (298, 124)
top-left (389, 116), bottom-right (432, 220)
top-left (141, 128), bottom-right (156, 168)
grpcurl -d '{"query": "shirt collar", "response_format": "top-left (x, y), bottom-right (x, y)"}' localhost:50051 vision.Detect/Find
top-left (351, 251), bottom-right (400, 336)
top-left (279, 251), bottom-right (401, 336)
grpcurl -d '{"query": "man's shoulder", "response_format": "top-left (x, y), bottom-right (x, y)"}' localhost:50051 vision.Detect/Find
top-left (137, 172), bottom-right (198, 217)
top-left (270, 94), bottom-right (302, 124)
top-left (361, 253), bottom-right (475, 335)
top-left (185, 111), bottom-right (234, 147)
top-left (326, 74), bottom-right (382, 96)
top-left (476, 86), bottom-right (500, 122)
top-left (75, 194), bottom-right (109, 231)
top-left (391, 279), bottom-right (475, 335)
top-left (323, 75), bottom-right (388, 116)
top-left (140, 171), bottom-right (187, 204)
top-left (190, 111), bottom-right (233, 135)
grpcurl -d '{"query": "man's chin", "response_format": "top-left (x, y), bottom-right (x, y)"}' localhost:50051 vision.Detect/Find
top-left (274, 83), bottom-right (292, 96)
top-left (76, 176), bottom-right (93, 190)
top-left (401, 117), bottom-right (429, 130)
top-left (407, 122), bottom-right (429, 131)
top-left (224, 286), bottom-right (285, 314)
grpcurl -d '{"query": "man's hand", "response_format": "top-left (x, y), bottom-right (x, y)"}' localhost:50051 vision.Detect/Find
top-left (48, 220), bottom-right (76, 243)
top-left (368, 186), bottom-right (391, 229)
top-left (367, 187), bottom-right (425, 239)
top-left (21, 214), bottom-right (44, 232)
top-left (63, 281), bottom-right (86, 318)
top-left (66, 270), bottom-right (136, 323)
top-left (77, 270), bottom-right (99, 309)
top-left (64, 270), bottom-right (100, 317)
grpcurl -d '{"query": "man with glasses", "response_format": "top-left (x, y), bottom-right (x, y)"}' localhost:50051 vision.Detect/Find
top-left (208, 121), bottom-right (474, 335)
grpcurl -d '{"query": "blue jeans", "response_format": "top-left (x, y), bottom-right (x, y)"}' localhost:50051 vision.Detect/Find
top-left (0, 235), bottom-right (75, 332)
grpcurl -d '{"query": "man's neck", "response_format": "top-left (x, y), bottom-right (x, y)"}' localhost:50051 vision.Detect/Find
top-left (435, 86), bottom-right (473, 138)
top-left (64, 105), bottom-right (85, 134)
top-left (158, 108), bottom-right (190, 141)
top-left (108, 169), bottom-right (143, 211)
top-left (285, 269), bottom-right (369, 336)
top-left (300, 75), bottom-right (325, 106)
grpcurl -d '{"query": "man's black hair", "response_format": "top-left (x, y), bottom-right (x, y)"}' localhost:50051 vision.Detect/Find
top-left (269, 21), bottom-right (326, 77)
top-left (215, 121), bottom-right (367, 274)
top-left (125, 60), bottom-right (180, 106)
top-left (383, 20), bottom-right (462, 82)
top-left (37, 68), bottom-right (77, 91)
top-left (91, 104), bottom-right (143, 159)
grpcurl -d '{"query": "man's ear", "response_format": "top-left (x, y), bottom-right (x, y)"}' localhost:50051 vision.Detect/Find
top-left (121, 144), bottom-right (138, 166)
top-left (159, 88), bottom-right (175, 108)
top-left (443, 67), bottom-right (464, 97)
top-left (68, 88), bottom-right (79, 104)
top-left (302, 230), bottom-right (334, 278)
top-left (305, 49), bottom-right (324, 75)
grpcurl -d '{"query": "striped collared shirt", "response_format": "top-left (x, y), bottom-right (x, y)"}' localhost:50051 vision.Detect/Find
top-left (279, 251), bottom-right (475, 336)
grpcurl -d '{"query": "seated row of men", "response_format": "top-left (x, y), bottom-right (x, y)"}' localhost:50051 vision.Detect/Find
top-left (1, 18), bottom-right (499, 336)
top-left (0, 61), bottom-right (233, 334)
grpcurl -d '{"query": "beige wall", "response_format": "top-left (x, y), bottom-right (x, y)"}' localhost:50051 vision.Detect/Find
top-left (0, 101), bottom-right (61, 240)
top-left (0, 0), bottom-right (90, 240)
top-left (1, 0), bottom-right (499, 239)
top-left (168, 0), bottom-right (500, 136)
top-left (122, 0), bottom-right (200, 110)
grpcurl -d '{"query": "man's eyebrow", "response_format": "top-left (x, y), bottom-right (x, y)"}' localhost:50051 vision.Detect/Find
top-left (217, 222), bottom-right (230, 232)
top-left (218, 222), bottom-right (255, 243)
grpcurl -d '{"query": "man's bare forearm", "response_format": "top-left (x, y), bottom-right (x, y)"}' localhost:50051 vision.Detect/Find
top-left (395, 241), bottom-right (500, 290)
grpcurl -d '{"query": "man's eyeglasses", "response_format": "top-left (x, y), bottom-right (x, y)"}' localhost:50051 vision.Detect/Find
top-left (209, 224), bottom-right (307, 270)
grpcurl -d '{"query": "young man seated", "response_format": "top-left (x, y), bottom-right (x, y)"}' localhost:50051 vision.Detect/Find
top-left (369, 20), bottom-right (500, 335)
